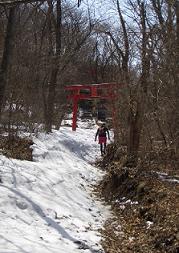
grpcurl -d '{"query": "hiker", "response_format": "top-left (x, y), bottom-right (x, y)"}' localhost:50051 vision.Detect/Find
top-left (95, 123), bottom-right (110, 155)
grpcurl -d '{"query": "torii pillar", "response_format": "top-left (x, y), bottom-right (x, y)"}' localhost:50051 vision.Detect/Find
top-left (65, 83), bottom-right (117, 131)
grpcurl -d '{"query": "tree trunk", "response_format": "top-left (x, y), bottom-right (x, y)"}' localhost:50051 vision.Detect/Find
top-left (127, 1), bottom-right (149, 166)
top-left (44, 0), bottom-right (62, 133)
top-left (0, 6), bottom-right (16, 120)
top-left (110, 0), bottom-right (129, 143)
top-left (127, 100), bottom-right (143, 166)
top-left (44, 65), bottom-right (59, 132)
top-left (175, 0), bottom-right (179, 151)
top-left (176, 1), bottom-right (179, 49)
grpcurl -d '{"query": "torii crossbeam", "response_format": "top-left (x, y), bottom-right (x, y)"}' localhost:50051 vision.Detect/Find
top-left (65, 83), bottom-right (117, 131)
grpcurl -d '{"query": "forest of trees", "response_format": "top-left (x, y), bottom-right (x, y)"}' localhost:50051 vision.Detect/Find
top-left (0, 0), bottom-right (178, 165)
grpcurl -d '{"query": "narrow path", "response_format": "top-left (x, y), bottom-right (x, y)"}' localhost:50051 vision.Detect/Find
top-left (0, 126), bottom-right (109, 253)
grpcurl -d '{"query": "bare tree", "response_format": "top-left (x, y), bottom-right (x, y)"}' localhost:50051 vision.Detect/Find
top-left (0, 6), bottom-right (16, 120)
top-left (125, 0), bottom-right (150, 166)
top-left (43, 0), bottom-right (62, 133)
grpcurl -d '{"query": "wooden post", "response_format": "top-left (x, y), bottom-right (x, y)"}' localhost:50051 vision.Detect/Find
top-left (72, 96), bottom-right (78, 131)
top-left (91, 86), bottom-right (97, 97)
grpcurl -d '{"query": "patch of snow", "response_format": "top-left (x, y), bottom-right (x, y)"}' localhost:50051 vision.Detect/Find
top-left (146, 221), bottom-right (153, 229)
top-left (129, 236), bottom-right (135, 242)
top-left (0, 124), bottom-right (111, 253)
top-left (167, 178), bottom-right (179, 183)
top-left (155, 171), bottom-right (179, 184)
top-left (120, 205), bottom-right (125, 210)
top-left (115, 199), bottom-right (138, 206)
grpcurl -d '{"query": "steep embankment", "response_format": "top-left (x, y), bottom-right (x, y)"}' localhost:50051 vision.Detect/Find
top-left (96, 144), bottom-right (179, 253)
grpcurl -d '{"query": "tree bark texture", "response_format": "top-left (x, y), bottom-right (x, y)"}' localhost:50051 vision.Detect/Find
top-left (0, 6), bottom-right (16, 120)
top-left (44, 0), bottom-right (61, 133)
top-left (127, 1), bottom-right (149, 166)
top-left (175, 0), bottom-right (179, 151)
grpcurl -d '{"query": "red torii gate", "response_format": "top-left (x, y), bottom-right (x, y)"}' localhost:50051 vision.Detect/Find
top-left (65, 83), bottom-right (117, 131)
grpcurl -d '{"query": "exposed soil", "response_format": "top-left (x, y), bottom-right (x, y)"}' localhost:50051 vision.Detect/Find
top-left (95, 144), bottom-right (179, 253)
top-left (0, 135), bottom-right (33, 161)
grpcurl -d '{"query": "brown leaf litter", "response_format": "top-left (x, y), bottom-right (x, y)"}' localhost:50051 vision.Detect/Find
top-left (94, 144), bottom-right (179, 253)
top-left (0, 135), bottom-right (33, 161)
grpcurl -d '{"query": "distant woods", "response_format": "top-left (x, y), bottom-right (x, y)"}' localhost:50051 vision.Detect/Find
top-left (0, 0), bottom-right (178, 165)
top-left (0, 0), bottom-right (92, 134)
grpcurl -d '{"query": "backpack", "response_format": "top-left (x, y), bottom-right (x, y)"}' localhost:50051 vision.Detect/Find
top-left (99, 127), bottom-right (106, 137)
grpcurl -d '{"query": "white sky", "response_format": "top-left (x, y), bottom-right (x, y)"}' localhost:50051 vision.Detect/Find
top-left (70, 0), bottom-right (126, 24)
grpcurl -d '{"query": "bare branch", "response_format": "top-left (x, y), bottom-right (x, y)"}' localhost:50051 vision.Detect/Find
top-left (0, 0), bottom-right (45, 5)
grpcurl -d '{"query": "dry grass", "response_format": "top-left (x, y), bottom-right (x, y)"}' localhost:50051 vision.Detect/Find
top-left (95, 144), bottom-right (179, 253)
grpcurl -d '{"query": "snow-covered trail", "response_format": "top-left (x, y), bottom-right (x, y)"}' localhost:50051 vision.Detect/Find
top-left (0, 125), bottom-right (110, 253)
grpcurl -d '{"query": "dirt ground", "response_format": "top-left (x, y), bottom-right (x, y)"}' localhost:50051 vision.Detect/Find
top-left (95, 144), bottom-right (179, 253)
